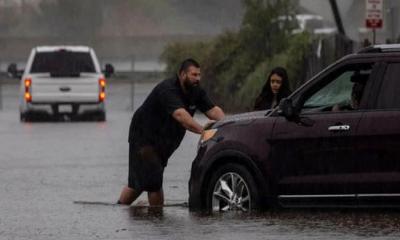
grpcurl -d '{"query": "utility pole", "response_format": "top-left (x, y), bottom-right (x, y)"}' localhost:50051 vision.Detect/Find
top-left (329, 0), bottom-right (346, 37)
top-left (0, 78), bottom-right (2, 111)
top-left (130, 56), bottom-right (135, 111)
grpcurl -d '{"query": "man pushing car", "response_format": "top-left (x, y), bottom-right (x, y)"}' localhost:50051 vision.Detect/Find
top-left (118, 58), bottom-right (224, 206)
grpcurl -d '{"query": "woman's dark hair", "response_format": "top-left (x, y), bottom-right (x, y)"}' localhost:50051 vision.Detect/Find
top-left (254, 67), bottom-right (291, 110)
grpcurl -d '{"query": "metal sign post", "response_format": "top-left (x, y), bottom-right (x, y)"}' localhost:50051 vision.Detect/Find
top-left (365, 0), bottom-right (383, 44)
top-left (130, 56), bottom-right (135, 111)
top-left (0, 78), bottom-right (2, 111)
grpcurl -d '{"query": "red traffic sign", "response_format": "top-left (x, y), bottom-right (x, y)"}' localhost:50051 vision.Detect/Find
top-left (365, 0), bottom-right (383, 29)
top-left (366, 19), bottom-right (383, 28)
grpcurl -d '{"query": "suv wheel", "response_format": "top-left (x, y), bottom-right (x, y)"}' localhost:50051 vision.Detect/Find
top-left (206, 163), bottom-right (259, 212)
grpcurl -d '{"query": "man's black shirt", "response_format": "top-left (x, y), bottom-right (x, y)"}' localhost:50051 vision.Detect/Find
top-left (128, 76), bottom-right (215, 165)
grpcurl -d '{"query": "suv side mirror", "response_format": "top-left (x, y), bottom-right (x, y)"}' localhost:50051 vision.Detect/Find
top-left (278, 98), bottom-right (296, 119)
top-left (7, 63), bottom-right (23, 79)
top-left (103, 63), bottom-right (114, 78)
top-left (278, 98), bottom-right (315, 126)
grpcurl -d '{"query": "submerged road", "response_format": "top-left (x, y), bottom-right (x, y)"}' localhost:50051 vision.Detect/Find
top-left (1, 80), bottom-right (400, 240)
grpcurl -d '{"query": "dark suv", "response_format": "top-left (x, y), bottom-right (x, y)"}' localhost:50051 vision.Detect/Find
top-left (189, 44), bottom-right (400, 212)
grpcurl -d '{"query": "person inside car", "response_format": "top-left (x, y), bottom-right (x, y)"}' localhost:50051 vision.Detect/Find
top-left (332, 73), bottom-right (368, 111)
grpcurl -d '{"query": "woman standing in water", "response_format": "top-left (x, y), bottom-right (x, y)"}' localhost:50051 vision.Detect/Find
top-left (254, 67), bottom-right (291, 110)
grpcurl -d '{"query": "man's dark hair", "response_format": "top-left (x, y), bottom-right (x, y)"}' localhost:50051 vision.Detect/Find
top-left (178, 58), bottom-right (200, 74)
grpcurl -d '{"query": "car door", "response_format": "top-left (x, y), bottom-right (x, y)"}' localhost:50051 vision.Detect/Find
top-left (270, 61), bottom-right (378, 207)
top-left (356, 62), bottom-right (400, 206)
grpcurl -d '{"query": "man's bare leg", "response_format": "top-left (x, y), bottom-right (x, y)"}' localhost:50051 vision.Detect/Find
top-left (118, 186), bottom-right (142, 205)
top-left (148, 189), bottom-right (164, 206)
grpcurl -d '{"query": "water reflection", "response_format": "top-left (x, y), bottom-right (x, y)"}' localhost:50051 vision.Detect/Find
top-left (124, 207), bottom-right (400, 240)
top-left (128, 205), bottom-right (164, 220)
top-left (264, 209), bottom-right (400, 237)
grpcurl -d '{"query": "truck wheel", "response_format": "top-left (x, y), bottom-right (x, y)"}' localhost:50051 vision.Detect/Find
top-left (20, 113), bottom-right (25, 122)
top-left (96, 112), bottom-right (106, 122)
top-left (206, 163), bottom-right (259, 213)
top-left (20, 112), bottom-right (31, 122)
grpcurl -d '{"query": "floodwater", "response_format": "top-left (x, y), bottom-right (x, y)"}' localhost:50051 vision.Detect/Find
top-left (1, 79), bottom-right (400, 240)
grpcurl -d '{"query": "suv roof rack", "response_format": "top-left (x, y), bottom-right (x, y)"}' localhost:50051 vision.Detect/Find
top-left (358, 44), bottom-right (400, 53)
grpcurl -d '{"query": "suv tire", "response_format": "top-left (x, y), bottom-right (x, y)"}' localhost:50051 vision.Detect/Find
top-left (206, 163), bottom-right (259, 212)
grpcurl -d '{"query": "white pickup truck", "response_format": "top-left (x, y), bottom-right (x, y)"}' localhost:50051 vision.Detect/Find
top-left (8, 46), bottom-right (114, 122)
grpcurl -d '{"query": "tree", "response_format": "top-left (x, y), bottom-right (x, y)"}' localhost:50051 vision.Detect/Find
top-left (161, 0), bottom-right (312, 112)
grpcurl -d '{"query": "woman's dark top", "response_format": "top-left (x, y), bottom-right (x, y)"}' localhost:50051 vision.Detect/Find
top-left (254, 90), bottom-right (291, 110)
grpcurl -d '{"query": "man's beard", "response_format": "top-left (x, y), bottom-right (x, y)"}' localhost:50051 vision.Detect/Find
top-left (184, 78), bottom-right (200, 96)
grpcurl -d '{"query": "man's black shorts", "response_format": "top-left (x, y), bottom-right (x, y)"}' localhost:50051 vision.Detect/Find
top-left (128, 143), bottom-right (164, 192)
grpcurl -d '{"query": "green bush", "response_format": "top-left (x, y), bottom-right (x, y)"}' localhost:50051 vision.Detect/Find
top-left (237, 33), bottom-right (311, 112)
top-left (160, 41), bottom-right (212, 76)
top-left (160, 0), bottom-right (314, 112)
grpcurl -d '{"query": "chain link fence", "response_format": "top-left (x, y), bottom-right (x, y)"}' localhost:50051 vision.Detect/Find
top-left (297, 34), bottom-right (363, 88)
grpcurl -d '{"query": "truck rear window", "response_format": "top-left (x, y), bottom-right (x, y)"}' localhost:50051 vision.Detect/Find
top-left (30, 51), bottom-right (96, 75)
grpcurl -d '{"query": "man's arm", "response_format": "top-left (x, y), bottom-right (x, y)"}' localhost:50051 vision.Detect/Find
top-left (205, 106), bottom-right (225, 121)
top-left (172, 108), bottom-right (203, 134)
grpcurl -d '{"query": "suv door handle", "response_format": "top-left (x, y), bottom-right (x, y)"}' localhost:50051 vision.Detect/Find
top-left (328, 125), bottom-right (350, 131)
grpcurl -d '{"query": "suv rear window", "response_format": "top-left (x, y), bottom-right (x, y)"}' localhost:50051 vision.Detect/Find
top-left (30, 50), bottom-right (96, 76)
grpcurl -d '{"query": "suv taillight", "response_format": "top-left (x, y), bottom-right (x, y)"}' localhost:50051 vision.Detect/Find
top-left (24, 78), bottom-right (32, 102)
top-left (99, 78), bottom-right (106, 102)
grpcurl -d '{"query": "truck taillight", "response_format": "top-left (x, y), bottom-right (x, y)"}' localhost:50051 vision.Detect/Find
top-left (99, 78), bottom-right (106, 102)
top-left (99, 92), bottom-right (106, 101)
top-left (25, 92), bottom-right (32, 102)
top-left (99, 78), bottom-right (106, 87)
top-left (25, 78), bottom-right (31, 87)
top-left (24, 78), bottom-right (32, 102)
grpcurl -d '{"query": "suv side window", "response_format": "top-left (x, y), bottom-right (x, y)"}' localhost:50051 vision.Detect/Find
top-left (375, 63), bottom-right (400, 109)
top-left (301, 63), bottom-right (374, 113)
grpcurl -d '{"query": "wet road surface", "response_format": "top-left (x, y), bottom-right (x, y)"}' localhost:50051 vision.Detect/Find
top-left (1, 80), bottom-right (400, 239)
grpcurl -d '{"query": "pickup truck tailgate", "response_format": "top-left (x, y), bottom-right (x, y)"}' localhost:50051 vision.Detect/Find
top-left (30, 74), bottom-right (100, 103)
